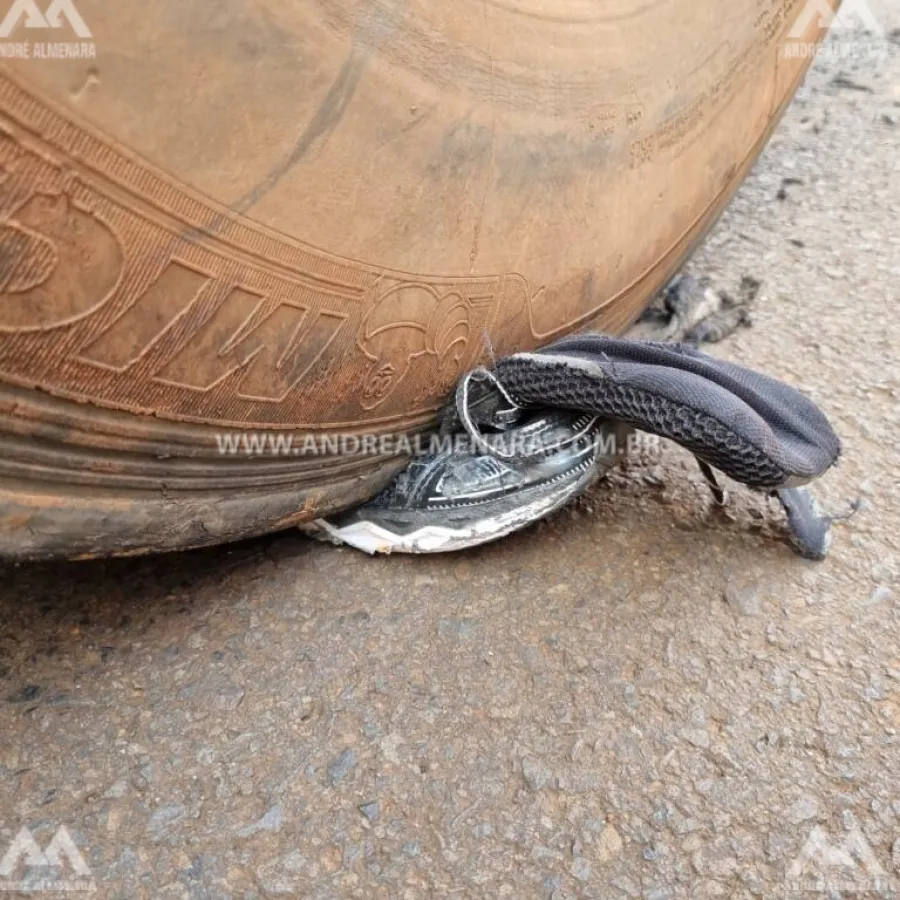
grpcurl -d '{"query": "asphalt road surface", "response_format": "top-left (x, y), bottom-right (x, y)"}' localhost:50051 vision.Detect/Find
top-left (1, 10), bottom-right (898, 900)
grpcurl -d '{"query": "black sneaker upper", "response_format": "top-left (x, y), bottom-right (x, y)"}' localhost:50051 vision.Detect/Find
top-left (494, 335), bottom-right (841, 490)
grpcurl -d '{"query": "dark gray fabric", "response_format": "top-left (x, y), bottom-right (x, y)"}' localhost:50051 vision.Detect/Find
top-left (493, 335), bottom-right (841, 489)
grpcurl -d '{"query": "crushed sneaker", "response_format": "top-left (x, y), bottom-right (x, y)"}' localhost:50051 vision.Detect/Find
top-left (302, 373), bottom-right (630, 553)
top-left (305, 334), bottom-right (842, 558)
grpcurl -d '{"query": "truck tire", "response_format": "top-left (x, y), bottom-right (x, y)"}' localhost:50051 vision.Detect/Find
top-left (0, 0), bottom-right (834, 558)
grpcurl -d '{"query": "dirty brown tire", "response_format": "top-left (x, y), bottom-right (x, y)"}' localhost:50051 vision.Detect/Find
top-left (0, 0), bottom-right (834, 559)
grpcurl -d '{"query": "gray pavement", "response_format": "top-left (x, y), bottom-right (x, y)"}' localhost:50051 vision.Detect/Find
top-left (1, 9), bottom-right (898, 899)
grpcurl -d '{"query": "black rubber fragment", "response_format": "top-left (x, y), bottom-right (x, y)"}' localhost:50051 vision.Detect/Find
top-left (776, 487), bottom-right (833, 561)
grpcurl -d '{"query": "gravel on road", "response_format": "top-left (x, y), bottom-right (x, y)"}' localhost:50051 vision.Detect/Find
top-left (1, 11), bottom-right (898, 900)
